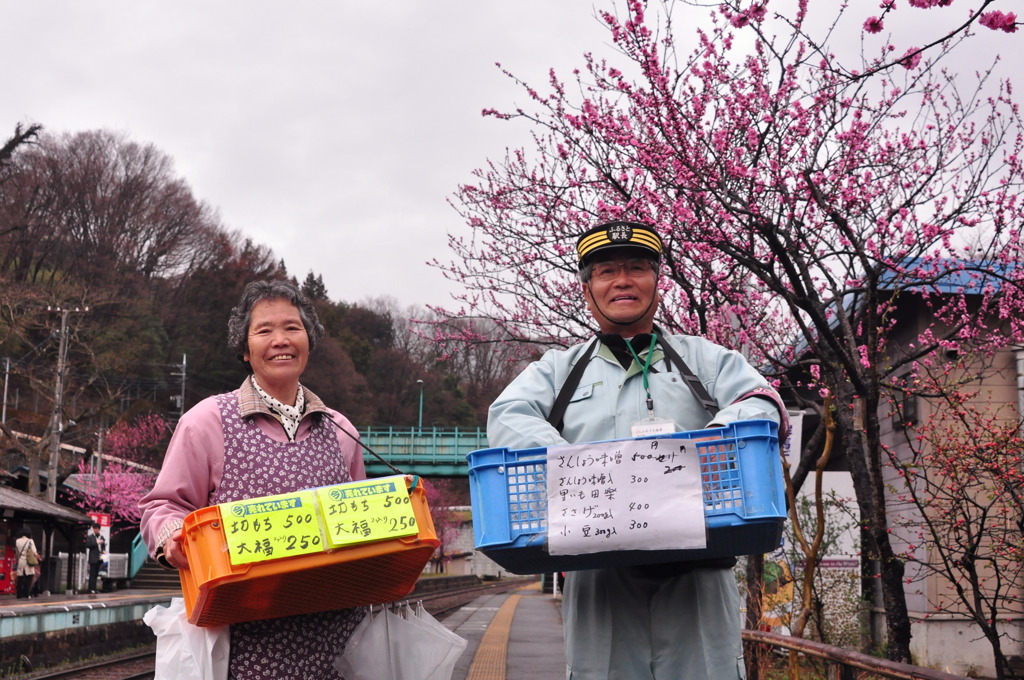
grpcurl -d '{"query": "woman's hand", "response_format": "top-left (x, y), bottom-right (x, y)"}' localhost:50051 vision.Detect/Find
top-left (162, 529), bottom-right (190, 570)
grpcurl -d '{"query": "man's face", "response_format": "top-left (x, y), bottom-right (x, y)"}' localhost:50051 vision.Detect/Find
top-left (582, 253), bottom-right (660, 335)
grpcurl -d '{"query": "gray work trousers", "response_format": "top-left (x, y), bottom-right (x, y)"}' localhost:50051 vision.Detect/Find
top-left (562, 566), bottom-right (745, 680)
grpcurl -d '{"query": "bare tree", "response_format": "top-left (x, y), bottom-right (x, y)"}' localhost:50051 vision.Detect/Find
top-left (0, 129), bottom-right (221, 289)
top-left (0, 123), bottom-right (41, 173)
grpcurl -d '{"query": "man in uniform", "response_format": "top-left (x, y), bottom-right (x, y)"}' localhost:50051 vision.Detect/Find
top-left (487, 220), bottom-right (787, 680)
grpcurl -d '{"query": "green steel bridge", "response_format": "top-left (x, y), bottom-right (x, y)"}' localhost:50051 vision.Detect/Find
top-left (358, 426), bottom-right (490, 476)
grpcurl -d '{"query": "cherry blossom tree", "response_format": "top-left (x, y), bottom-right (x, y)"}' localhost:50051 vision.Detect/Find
top-left (100, 413), bottom-right (169, 470)
top-left (67, 414), bottom-right (167, 529)
top-left (68, 461), bottom-right (155, 532)
top-left (434, 0), bottom-right (1024, 663)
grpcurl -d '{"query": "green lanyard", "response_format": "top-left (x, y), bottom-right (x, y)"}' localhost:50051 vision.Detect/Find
top-left (625, 333), bottom-right (658, 416)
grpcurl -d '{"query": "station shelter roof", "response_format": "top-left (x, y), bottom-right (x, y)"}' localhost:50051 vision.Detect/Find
top-left (0, 484), bottom-right (92, 524)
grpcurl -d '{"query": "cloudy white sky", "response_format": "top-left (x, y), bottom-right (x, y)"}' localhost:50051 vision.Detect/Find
top-left (2, 2), bottom-right (1017, 311)
top-left (3, 1), bottom-right (609, 309)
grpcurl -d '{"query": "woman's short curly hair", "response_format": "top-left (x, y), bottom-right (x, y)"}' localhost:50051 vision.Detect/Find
top-left (227, 280), bottom-right (325, 361)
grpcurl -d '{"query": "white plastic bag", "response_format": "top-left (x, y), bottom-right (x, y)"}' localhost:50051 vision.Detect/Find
top-left (334, 608), bottom-right (390, 680)
top-left (143, 597), bottom-right (230, 680)
top-left (335, 603), bottom-right (467, 680)
top-left (405, 603), bottom-right (468, 680)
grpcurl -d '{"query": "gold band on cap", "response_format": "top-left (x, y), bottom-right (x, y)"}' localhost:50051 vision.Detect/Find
top-left (576, 224), bottom-right (663, 261)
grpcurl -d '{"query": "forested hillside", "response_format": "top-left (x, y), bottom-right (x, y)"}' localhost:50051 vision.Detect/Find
top-left (0, 124), bottom-right (524, 489)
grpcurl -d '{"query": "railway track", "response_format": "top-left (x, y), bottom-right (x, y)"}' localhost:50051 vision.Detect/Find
top-left (12, 577), bottom-right (533, 680)
top-left (12, 649), bottom-right (156, 680)
top-left (419, 576), bottom-right (528, 618)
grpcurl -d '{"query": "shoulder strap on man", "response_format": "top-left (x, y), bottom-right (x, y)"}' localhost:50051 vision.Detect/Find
top-left (546, 338), bottom-right (599, 433)
top-left (547, 330), bottom-right (722, 432)
top-left (653, 325), bottom-right (720, 418)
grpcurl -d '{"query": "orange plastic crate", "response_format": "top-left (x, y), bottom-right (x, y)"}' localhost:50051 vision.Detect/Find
top-left (179, 478), bottom-right (439, 627)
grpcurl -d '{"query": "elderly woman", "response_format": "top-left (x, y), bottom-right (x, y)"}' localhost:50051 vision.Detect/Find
top-left (140, 279), bottom-right (366, 679)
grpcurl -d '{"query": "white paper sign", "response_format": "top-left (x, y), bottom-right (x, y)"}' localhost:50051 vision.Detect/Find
top-left (546, 437), bottom-right (707, 555)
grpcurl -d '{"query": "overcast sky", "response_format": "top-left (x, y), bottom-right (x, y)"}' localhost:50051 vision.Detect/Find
top-left (3, 1), bottom-right (608, 310)
top-left (3, 2), bottom-right (1017, 311)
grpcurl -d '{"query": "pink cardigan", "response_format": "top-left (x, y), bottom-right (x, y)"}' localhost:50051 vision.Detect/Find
top-left (138, 387), bottom-right (366, 559)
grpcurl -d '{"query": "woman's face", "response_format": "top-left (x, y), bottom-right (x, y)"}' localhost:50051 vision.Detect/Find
top-left (243, 298), bottom-right (310, 403)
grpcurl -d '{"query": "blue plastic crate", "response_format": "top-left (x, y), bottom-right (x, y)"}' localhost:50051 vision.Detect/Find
top-left (467, 419), bottom-right (785, 574)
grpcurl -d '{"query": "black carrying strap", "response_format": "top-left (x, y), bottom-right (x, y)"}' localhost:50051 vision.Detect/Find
top-left (546, 338), bottom-right (599, 432)
top-left (652, 324), bottom-right (720, 417)
top-left (546, 330), bottom-right (719, 433)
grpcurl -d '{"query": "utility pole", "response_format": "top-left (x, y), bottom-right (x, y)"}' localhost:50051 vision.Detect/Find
top-left (94, 428), bottom-right (105, 475)
top-left (2, 356), bottom-right (9, 424)
top-left (47, 306), bottom-right (88, 503)
top-left (170, 354), bottom-right (187, 419)
top-left (179, 354), bottom-right (186, 419)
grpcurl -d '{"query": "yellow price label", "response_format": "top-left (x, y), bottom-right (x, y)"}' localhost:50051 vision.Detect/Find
top-left (220, 489), bottom-right (325, 565)
top-left (316, 475), bottom-right (418, 548)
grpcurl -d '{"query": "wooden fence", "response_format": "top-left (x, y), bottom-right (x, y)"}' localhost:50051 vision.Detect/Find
top-left (743, 630), bottom-right (968, 680)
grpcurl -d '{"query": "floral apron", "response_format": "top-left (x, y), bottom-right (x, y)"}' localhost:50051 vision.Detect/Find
top-left (212, 394), bottom-right (365, 680)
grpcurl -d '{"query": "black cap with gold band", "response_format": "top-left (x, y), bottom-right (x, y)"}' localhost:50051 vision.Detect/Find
top-left (576, 220), bottom-right (664, 267)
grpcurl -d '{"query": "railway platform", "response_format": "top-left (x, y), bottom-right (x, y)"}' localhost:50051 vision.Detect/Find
top-left (0, 582), bottom-right (564, 679)
top-left (0, 588), bottom-right (178, 637)
top-left (0, 588), bottom-right (177, 672)
top-left (445, 580), bottom-right (565, 680)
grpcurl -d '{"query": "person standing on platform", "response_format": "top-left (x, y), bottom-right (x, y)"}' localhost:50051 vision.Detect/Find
top-left (139, 279), bottom-right (367, 680)
top-left (487, 220), bottom-right (788, 680)
top-left (85, 522), bottom-right (106, 593)
top-left (14, 528), bottom-right (38, 599)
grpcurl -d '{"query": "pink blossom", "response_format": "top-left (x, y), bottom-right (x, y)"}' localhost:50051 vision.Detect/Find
top-left (899, 48), bottom-right (922, 70)
top-left (748, 4), bottom-right (767, 22)
top-left (730, 4), bottom-right (767, 28)
top-left (979, 11), bottom-right (1018, 33)
top-left (864, 16), bottom-right (885, 33)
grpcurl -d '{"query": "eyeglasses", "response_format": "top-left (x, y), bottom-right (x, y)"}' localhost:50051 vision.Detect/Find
top-left (590, 259), bottom-right (657, 282)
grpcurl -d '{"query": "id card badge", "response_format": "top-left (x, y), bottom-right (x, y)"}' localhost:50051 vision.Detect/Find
top-left (631, 417), bottom-right (677, 437)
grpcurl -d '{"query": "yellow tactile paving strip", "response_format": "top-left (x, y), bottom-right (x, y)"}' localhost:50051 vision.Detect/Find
top-left (465, 592), bottom-right (523, 680)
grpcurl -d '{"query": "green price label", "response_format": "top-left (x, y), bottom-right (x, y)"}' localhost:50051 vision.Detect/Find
top-left (220, 489), bottom-right (325, 565)
top-left (316, 475), bottom-right (418, 548)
